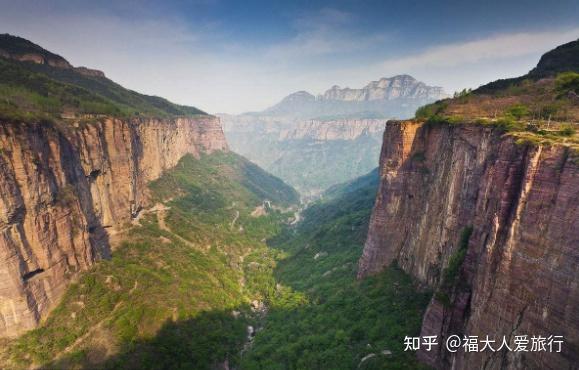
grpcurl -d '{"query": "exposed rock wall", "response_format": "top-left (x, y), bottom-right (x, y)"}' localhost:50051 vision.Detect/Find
top-left (358, 121), bottom-right (579, 369)
top-left (0, 116), bottom-right (227, 337)
top-left (278, 119), bottom-right (386, 141)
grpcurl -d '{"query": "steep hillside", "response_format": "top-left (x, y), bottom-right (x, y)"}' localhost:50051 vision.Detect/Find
top-left (359, 40), bottom-right (579, 369)
top-left (0, 151), bottom-right (299, 369)
top-left (417, 39), bottom-right (579, 125)
top-left (241, 169), bottom-right (431, 369)
top-left (0, 35), bottom-right (226, 339)
top-left (0, 34), bottom-right (205, 121)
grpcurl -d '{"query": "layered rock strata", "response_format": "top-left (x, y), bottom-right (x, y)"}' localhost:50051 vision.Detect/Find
top-left (0, 116), bottom-right (227, 337)
top-left (358, 121), bottom-right (579, 369)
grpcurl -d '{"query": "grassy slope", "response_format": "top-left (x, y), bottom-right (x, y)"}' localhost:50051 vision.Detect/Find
top-left (1, 151), bottom-right (297, 370)
top-left (268, 134), bottom-right (383, 196)
top-left (241, 169), bottom-right (432, 370)
top-left (414, 39), bottom-right (579, 150)
top-left (0, 35), bottom-right (206, 121)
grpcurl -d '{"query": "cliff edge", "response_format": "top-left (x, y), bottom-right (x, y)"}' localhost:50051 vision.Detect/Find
top-left (358, 120), bottom-right (578, 369)
top-left (0, 116), bottom-right (228, 338)
top-left (359, 40), bottom-right (579, 369)
top-left (0, 34), bottom-right (229, 338)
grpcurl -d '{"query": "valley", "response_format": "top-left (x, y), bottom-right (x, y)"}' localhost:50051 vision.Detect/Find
top-left (0, 29), bottom-right (578, 370)
top-left (0, 35), bottom-right (432, 370)
top-left (221, 75), bottom-right (447, 199)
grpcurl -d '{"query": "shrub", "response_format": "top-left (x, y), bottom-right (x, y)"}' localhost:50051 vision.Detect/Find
top-left (559, 124), bottom-right (577, 137)
top-left (555, 71), bottom-right (579, 94)
top-left (494, 116), bottom-right (526, 132)
top-left (435, 226), bottom-right (473, 307)
top-left (415, 104), bottom-right (437, 120)
top-left (506, 104), bottom-right (529, 120)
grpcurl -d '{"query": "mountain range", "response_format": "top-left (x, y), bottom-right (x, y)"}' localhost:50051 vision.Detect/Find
top-left (222, 75), bottom-right (447, 197)
top-left (264, 74), bottom-right (447, 119)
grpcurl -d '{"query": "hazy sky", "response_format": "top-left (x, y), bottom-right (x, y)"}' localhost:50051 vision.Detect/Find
top-left (1, 0), bottom-right (578, 114)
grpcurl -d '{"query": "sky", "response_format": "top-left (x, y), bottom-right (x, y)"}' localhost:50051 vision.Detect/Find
top-left (1, 0), bottom-right (578, 114)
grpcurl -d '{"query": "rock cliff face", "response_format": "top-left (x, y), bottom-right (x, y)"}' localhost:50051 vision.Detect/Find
top-left (278, 119), bottom-right (385, 141)
top-left (222, 115), bottom-right (386, 197)
top-left (358, 121), bottom-right (579, 369)
top-left (0, 116), bottom-right (227, 338)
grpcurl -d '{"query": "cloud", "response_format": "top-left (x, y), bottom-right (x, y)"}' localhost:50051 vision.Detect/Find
top-left (264, 8), bottom-right (385, 60)
top-left (380, 28), bottom-right (579, 71)
top-left (293, 7), bottom-right (356, 30)
top-left (0, 1), bottom-right (577, 113)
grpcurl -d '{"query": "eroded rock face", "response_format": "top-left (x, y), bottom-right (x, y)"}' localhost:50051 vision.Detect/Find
top-left (358, 121), bottom-right (579, 369)
top-left (320, 75), bottom-right (446, 102)
top-left (278, 119), bottom-right (386, 141)
top-left (0, 116), bottom-right (227, 337)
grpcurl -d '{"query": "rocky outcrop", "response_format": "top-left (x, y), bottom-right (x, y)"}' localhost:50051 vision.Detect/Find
top-left (358, 121), bottom-right (579, 369)
top-left (0, 116), bottom-right (227, 337)
top-left (0, 33), bottom-right (106, 77)
top-left (320, 75), bottom-right (446, 102)
top-left (263, 75), bottom-right (448, 119)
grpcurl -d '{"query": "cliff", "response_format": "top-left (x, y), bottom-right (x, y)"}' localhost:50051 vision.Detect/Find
top-left (358, 121), bottom-right (579, 369)
top-left (222, 115), bottom-right (386, 197)
top-left (278, 119), bottom-right (386, 141)
top-left (0, 116), bottom-right (228, 338)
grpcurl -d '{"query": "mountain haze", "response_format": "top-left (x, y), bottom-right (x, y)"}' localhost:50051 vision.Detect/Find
top-left (223, 75), bottom-right (447, 197)
top-left (265, 75), bottom-right (447, 119)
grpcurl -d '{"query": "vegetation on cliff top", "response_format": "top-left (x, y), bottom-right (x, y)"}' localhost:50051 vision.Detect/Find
top-left (414, 39), bottom-right (579, 149)
top-left (0, 34), bottom-right (206, 122)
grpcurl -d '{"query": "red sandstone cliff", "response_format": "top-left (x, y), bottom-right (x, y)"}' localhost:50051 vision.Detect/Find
top-left (0, 116), bottom-right (227, 337)
top-left (358, 121), bottom-right (579, 369)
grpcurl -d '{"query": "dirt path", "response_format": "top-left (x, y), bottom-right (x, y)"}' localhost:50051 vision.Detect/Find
top-left (230, 210), bottom-right (240, 229)
top-left (155, 206), bottom-right (203, 250)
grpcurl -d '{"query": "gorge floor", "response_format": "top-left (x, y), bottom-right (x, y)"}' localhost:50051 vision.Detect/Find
top-left (1, 153), bottom-right (430, 370)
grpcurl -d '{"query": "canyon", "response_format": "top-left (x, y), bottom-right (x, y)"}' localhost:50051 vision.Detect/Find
top-left (223, 75), bottom-right (447, 197)
top-left (1, 31), bottom-right (578, 370)
top-left (222, 116), bottom-right (386, 197)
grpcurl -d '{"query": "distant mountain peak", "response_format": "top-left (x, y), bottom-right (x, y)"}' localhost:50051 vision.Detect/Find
top-left (263, 75), bottom-right (447, 119)
top-left (285, 90), bottom-right (316, 100)
top-left (320, 74), bottom-right (447, 102)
